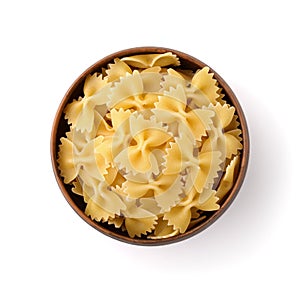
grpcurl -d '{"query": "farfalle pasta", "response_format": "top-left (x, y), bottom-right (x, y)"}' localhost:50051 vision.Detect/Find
top-left (57, 52), bottom-right (243, 239)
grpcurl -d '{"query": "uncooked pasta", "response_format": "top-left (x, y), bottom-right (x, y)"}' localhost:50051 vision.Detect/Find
top-left (57, 52), bottom-right (243, 239)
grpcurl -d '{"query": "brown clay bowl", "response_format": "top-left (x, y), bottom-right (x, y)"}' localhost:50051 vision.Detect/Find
top-left (51, 47), bottom-right (249, 246)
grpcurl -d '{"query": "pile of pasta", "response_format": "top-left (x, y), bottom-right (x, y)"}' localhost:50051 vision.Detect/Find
top-left (58, 52), bottom-right (243, 239)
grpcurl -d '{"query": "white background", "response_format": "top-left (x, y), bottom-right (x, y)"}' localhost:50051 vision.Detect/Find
top-left (0, 1), bottom-right (299, 288)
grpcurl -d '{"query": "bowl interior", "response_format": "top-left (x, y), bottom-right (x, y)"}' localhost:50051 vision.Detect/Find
top-left (51, 47), bottom-right (249, 245)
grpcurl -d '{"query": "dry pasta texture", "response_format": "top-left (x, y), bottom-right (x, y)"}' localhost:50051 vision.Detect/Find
top-left (57, 52), bottom-right (243, 239)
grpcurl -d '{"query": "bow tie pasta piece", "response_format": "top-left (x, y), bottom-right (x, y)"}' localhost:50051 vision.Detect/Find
top-left (153, 84), bottom-right (215, 141)
top-left (58, 138), bottom-right (80, 184)
top-left (125, 217), bottom-right (158, 238)
top-left (159, 84), bottom-right (187, 111)
top-left (85, 193), bottom-right (116, 222)
top-left (64, 74), bottom-right (112, 132)
top-left (139, 198), bottom-right (162, 216)
top-left (216, 154), bottom-right (241, 201)
top-left (96, 117), bottom-right (114, 137)
top-left (163, 134), bottom-right (199, 175)
top-left (207, 103), bottom-right (243, 159)
top-left (163, 204), bottom-right (193, 234)
top-left (107, 215), bottom-right (124, 229)
top-left (213, 102), bottom-right (236, 128)
top-left (122, 172), bottom-right (184, 213)
top-left (83, 73), bottom-right (109, 97)
top-left (161, 69), bottom-right (209, 107)
top-left (224, 129), bottom-right (243, 159)
top-left (150, 52), bottom-right (180, 67)
top-left (147, 217), bottom-right (179, 240)
top-left (162, 186), bottom-right (219, 233)
top-left (109, 71), bottom-right (162, 111)
top-left (123, 174), bottom-right (169, 198)
top-left (102, 165), bottom-right (118, 186)
top-left (114, 114), bottom-right (172, 175)
top-left (110, 108), bottom-right (132, 131)
top-left (64, 74), bottom-right (108, 126)
top-left (191, 67), bottom-right (220, 105)
top-left (105, 58), bottom-right (132, 82)
top-left (64, 97), bottom-right (83, 127)
top-left (154, 174), bottom-right (184, 212)
top-left (108, 71), bottom-right (143, 109)
top-left (186, 150), bottom-right (222, 197)
top-left (120, 52), bottom-right (180, 68)
top-left (140, 71), bottom-right (162, 92)
top-left (141, 66), bottom-right (162, 73)
top-left (160, 69), bottom-right (187, 92)
top-left (197, 189), bottom-right (220, 211)
top-left (57, 52), bottom-right (244, 239)
top-left (85, 182), bottom-right (126, 222)
top-left (114, 147), bottom-right (161, 176)
top-left (59, 113), bottom-right (108, 183)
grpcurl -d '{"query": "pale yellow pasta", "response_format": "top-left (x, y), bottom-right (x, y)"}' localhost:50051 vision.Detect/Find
top-left (207, 103), bottom-right (243, 159)
top-left (153, 85), bottom-right (215, 141)
top-left (105, 58), bottom-right (132, 82)
top-left (153, 174), bottom-right (183, 212)
top-left (108, 71), bottom-right (143, 109)
top-left (148, 218), bottom-right (179, 239)
top-left (163, 185), bottom-right (220, 233)
top-left (114, 114), bottom-right (171, 175)
top-left (187, 150), bottom-right (222, 198)
top-left (65, 127), bottom-right (91, 151)
top-left (161, 69), bottom-right (209, 107)
top-left (160, 71), bottom-right (187, 92)
top-left (109, 71), bottom-right (161, 111)
top-left (101, 165), bottom-right (118, 186)
top-left (163, 205), bottom-right (192, 233)
top-left (64, 97), bottom-right (83, 127)
top-left (65, 75), bottom-right (111, 132)
top-left (120, 52), bottom-right (180, 68)
top-left (213, 102), bottom-right (236, 128)
top-left (57, 53), bottom-right (243, 238)
top-left (80, 137), bottom-right (109, 179)
top-left (58, 138), bottom-right (79, 184)
top-left (120, 196), bottom-right (156, 219)
top-left (122, 173), bottom-right (182, 209)
top-left (85, 194), bottom-right (115, 222)
top-left (163, 135), bottom-right (198, 175)
top-left (191, 67), bottom-right (219, 104)
top-left (141, 66), bottom-right (161, 73)
top-left (77, 168), bottom-right (99, 194)
top-left (140, 71), bottom-right (162, 92)
top-left (138, 198), bottom-right (162, 216)
top-left (225, 131), bottom-right (243, 159)
top-left (115, 148), bottom-right (161, 176)
top-left (216, 154), bottom-right (241, 200)
top-left (125, 216), bottom-right (158, 238)
top-left (83, 73), bottom-right (108, 97)
top-left (107, 215), bottom-right (124, 228)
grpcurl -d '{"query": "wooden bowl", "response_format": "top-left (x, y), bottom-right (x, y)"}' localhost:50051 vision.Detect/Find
top-left (51, 47), bottom-right (249, 246)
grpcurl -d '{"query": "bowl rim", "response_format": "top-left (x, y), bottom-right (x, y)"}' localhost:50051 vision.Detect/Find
top-left (50, 46), bottom-right (249, 246)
